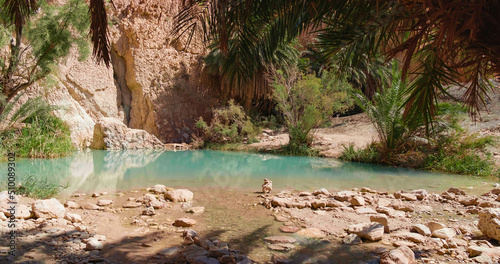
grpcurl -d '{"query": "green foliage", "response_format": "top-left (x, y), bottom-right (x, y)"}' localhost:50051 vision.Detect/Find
top-left (339, 143), bottom-right (379, 163)
top-left (340, 126), bottom-right (500, 177)
top-left (0, 97), bottom-right (74, 158)
top-left (354, 63), bottom-right (414, 151)
top-left (269, 66), bottom-right (355, 155)
top-left (424, 132), bottom-right (499, 177)
top-left (197, 100), bottom-right (261, 145)
top-left (0, 0), bottom-right (90, 101)
top-left (15, 176), bottom-right (66, 199)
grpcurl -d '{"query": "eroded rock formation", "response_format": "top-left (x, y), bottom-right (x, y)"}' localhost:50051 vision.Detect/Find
top-left (25, 0), bottom-right (217, 148)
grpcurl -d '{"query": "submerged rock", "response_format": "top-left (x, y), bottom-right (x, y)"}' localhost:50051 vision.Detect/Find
top-left (264, 236), bottom-right (296, 244)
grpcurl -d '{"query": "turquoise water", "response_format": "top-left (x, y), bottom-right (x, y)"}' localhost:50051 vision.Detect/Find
top-left (2, 150), bottom-right (492, 195)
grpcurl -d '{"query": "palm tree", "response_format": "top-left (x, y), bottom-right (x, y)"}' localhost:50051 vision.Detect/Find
top-left (170, 0), bottom-right (500, 130)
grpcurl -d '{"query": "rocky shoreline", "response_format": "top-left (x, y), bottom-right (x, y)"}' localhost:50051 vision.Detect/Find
top-left (2, 184), bottom-right (500, 263)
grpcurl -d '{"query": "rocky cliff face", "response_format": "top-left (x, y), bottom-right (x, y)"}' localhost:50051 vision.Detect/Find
top-left (30, 0), bottom-right (216, 148)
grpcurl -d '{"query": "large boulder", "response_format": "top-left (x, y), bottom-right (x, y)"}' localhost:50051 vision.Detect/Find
top-left (165, 189), bottom-right (194, 202)
top-left (32, 198), bottom-right (65, 219)
top-left (90, 117), bottom-right (165, 150)
top-left (478, 209), bottom-right (500, 241)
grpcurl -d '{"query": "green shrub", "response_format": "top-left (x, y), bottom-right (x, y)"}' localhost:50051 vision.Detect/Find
top-left (0, 97), bottom-right (74, 158)
top-left (339, 143), bottom-right (379, 163)
top-left (15, 176), bottom-right (67, 199)
top-left (268, 66), bottom-right (355, 155)
top-left (424, 132), bottom-right (498, 176)
top-left (196, 100), bottom-right (260, 145)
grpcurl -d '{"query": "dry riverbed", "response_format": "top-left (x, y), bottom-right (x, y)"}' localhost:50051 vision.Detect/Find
top-left (3, 182), bottom-right (500, 263)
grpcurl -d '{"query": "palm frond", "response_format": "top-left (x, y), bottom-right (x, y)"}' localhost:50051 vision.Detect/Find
top-left (88, 0), bottom-right (110, 66)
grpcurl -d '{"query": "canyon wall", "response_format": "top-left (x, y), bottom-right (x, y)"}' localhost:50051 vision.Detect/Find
top-left (32, 0), bottom-right (216, 148)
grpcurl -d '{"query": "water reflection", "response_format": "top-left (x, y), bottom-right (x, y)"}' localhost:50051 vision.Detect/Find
top-left (2, 150), bottom-right (490, 196)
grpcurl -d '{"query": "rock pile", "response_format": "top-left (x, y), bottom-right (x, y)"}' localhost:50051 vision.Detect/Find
top-left (261, 186), bottom-right (500, 263)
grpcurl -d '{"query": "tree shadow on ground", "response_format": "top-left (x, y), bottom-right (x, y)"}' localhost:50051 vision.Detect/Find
top-left (0, 222), bottom-right (393, 264)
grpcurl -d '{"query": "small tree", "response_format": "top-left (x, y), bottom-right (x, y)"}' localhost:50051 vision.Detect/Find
top-left (353, 63), bottom-right (412, 151)
top-left (0, 0), bottom-right (90, 107)
top-left (268, 66), bottom-right (354, 154)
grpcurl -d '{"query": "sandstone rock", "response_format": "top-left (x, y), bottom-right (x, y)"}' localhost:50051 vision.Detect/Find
top-left (411, 224), bottom-right (431, 236)
top-left (432, 228), bottom-right (455, 239)
top-left (296, 228), bottom-right (326, 239)
top-left (32, 198), bottom-right (65, 219)
top-left (123, 202), bottom-right (142, 208)
top-left (280, 226), bottom-right (300, 233)
top-left (150, 184), bottom-right (168, 194)
top-left (447, 187), bottom-right (466, 196)
top-left (380, 246), bottom-right (416, 264)
top-left (311, 200), bottom-right (327, 209)
top-left (299, 192), bottom-right (312, 196)
top-left (426, 221), bottom-right (447, 232)
top-left (174, 218), bottom-right (196, 227)
top-left (64, 213), bottom-right (83, 223)
top-left (271, 198), bottom-right (287, 207)
top-left (393, 241), bottom-right (416, 248)
top-left (86, 239), bottom-right (103, 250)
top-left (334, 191), bottom-right (356, 201)
top-left (142, 207), bottom-right (155, 216)
top-left (313, 188), bottom-right (330, 196)
top-left (361, 187), bottom-right (376, 193)
top-left (268, 243), bottom-right (295, 251)
top-left (97, 200), bottom-right (113, 206)
top-left (326, 200), bottom-right (345, 207)
top-left (343, 234), bottom-right (362, 245)
top-left (348, 222), bottom-right (384, 241)
top-left (478, 208), bottom-right (500, 241)
top-left (393, 204), bottom-right (415, 212)
top-left (458, 196), bottom-right (479, 206)
top-left (473, 254), bottom-right (493, 264)
top-left (395, 232), bottom-right (426, 243)
top-left (186, 207), bottom-right (205, 214)
top-left (264, 236), bottom-right (296, 244)
top-left (15, 205), bottom-right (32, 219)
top-left (262, 178), bottom-right (272, 193)
top-left (370, 214), bottom-right (389, 233)
top-left (409, 189), bottom-right (428, 200)
top-left (64, 201), bottom-right (79, 209)
top-left (479, 200), bottom-right (498, 208)
top-left (82, 203), bottom-right (100, 210)
top-left (149, 200), bottom-right (164, 209)
top-left (165, 189), bottom-right (194, 202)
top-left (350, 196), bottom-right (365, 206)
top-left (90, 117), bottom-right (164, 150)
top-left (400, 193), bottom-right (417, 201)
top-left (355, 207), bottom-right (378, 214)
